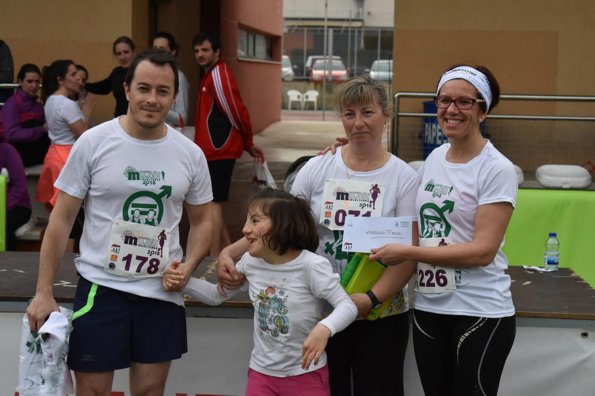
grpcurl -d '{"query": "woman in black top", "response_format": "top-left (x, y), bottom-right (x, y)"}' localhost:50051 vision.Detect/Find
top-left (85, 36), bottom-right (135, 117)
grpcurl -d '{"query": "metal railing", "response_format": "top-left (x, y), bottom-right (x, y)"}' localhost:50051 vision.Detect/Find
top-left (0, 83), bottom-right (19, 107)
top-left (391, 92), bottom-right (595, 155)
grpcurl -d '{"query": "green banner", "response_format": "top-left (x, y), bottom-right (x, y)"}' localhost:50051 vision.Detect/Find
top-left (503, 188), bottom-right (595, 287)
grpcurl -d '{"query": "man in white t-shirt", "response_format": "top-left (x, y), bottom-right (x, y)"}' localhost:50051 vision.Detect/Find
top-left (26, 49), bottom-right (213, 394)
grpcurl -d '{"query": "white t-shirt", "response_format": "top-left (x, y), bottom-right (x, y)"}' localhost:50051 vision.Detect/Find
top-left (166, 69), bottom-right (189, 127)
top-left (55, 118), bottom-right (213, 305)
top-left (291, 147), bottom-right (418, 316)
top-left (238, 250), bottom-right (356, 377)
top-left (44, 94), bottom-right (84, 145)
top-left (413, 141), bottom-right (517, 317)
top-left (184, 250), bottom-right (357, 377)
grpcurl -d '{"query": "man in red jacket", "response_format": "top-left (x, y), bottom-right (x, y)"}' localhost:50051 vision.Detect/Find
top-left (193, 32), bottom-right (264, 256)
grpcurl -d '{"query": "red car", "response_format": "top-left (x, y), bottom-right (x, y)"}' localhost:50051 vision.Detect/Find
top-left (310, 59), bottom-right (348, 82)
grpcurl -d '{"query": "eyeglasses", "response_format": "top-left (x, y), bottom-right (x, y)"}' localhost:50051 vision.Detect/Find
top-left (435, 96), bottom-right (485, 110)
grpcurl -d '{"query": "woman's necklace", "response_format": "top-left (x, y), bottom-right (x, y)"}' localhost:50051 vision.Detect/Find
top-left (343, 146), bottom-right (389, 179)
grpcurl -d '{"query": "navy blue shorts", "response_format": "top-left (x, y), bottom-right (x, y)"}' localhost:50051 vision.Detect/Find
top-left (208, 159), bottom-right (236, 202)
top-left (67, 276), bottom-right (187, 372)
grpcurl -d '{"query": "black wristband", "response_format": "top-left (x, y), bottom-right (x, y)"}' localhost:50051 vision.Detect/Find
top-left (366, 290), bottom-right (382, 309)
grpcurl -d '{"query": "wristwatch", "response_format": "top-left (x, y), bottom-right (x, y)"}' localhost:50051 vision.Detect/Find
top-left (366, 290), bottom-right (382, 309)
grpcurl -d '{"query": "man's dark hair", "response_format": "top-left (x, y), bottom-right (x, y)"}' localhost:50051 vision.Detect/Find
top-left (153, 31), bottom-right (180, 54)
top-left (192, 32), bottom-right (221, 52)
top-left (124, 49), bottom-right (179, 94)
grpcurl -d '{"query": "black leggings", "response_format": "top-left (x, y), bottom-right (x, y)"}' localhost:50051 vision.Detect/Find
top-left (326, 312), bottom-right (410, 396)
top-left (412, 309), bottom-right (516, 396)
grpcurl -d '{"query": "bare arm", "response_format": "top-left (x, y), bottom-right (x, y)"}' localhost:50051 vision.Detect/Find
top-left (26, 191), bottom-right (83, 331)
top-left (370, 202), bottom-right (514, 268)
top-left (216, 237), bottom-right (249, 289)
top-left (69, 118), bottom-right (89, 139)
top-left (180, 202), bottom-right (214, 284)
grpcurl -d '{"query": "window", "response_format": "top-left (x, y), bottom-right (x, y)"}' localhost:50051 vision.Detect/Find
top-left (238, 29), bottom-right (272, 60)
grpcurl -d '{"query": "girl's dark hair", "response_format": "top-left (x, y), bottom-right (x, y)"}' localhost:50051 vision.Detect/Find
top-left (248, 188), bottom-right (319, 255)
top-left (17, 63), bottom-right (41, 81)
top-left (153, 31), bottom-right (180, 55)
top-left (112, 36), bottom-right (135, 55)
top-left (443, 64), bottom-right (501, 113)
top-left (41, 59), bottom-right (74, 102)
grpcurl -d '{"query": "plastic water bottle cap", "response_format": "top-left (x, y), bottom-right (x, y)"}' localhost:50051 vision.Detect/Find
top-left (548, 232), bottom-right (557, 237)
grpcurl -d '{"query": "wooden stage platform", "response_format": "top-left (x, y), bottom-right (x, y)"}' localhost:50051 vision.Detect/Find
top-left (1, 251), bottom-right (593, 320)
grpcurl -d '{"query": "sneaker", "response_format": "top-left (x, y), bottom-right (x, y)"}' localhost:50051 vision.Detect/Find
top-left (15, 216), bottom-right (36, 238)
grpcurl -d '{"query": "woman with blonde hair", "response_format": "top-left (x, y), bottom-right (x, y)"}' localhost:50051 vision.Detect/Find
top-left (218, 75), bottom-right (418, 396)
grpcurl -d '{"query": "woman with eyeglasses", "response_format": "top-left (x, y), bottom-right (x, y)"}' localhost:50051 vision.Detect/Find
top-left (369, 65), bottom-right (517, 396)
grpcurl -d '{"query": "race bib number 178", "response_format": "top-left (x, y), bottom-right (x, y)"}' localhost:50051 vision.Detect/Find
top-left (105, 221), bottom-right (169, 278)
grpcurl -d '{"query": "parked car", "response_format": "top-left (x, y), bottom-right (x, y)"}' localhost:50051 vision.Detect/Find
top-left (305, 55), bottom-right (341, 77)
top-left (310, 59), bottom-right (348, 82)
top-left (369, 59), bottom-right (393, 81)
top-left (281, 55), bottom-right (295, 81)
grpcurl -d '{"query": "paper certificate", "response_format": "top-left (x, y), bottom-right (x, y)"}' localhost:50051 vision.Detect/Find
top-left (342, 216), bottom-right (413, 253)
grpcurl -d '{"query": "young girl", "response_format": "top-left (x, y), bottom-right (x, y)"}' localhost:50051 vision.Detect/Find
top-left (164, 189), bottom-right (357, 395)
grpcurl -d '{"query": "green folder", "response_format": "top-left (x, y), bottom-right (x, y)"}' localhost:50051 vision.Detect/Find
top-left (340, 253), bottom-right (391, 320)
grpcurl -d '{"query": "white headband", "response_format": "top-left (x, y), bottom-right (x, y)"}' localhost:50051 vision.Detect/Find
top-left (436, 66), bottom-right (492, 111)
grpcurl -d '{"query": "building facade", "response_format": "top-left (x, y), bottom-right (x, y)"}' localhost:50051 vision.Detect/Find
top-left (0, 0), bottom-right (283, 131)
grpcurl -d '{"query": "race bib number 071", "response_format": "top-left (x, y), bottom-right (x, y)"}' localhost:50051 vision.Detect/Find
top-left (319, 179), bottom-right (384, 230)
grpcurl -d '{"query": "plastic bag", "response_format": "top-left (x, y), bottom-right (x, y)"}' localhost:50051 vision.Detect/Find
top-left (17, 307), bottom-right (74, 396)
top-left (252, 159), bottom-right (278, 191)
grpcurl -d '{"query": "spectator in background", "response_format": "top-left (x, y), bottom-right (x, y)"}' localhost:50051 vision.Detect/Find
top-left (0, 39), bottom-right (14, 103)
top-left (74, 64), bottom-right (95, 126)
top-left (193, 32), bottom-right (264, 256)
top-left (37, 59), bottom-right (92, 209)
top-left (0, 127), bottom-right (32, 251)
top-left (86, 36), bottom-right (135, 117)
top-left (74, 64), bottom-right (89, 103)
top-left (152, 31), bottom-right (189, 128)
top-left (1, 63), bottom-right (49, 166)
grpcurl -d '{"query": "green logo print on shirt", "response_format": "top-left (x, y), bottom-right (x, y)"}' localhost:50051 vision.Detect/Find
top-left (122, 166), bottom-right (171, 226)
top-left (420, 179), bottom-right (455, 238)
top-left (419, 200), bottom-right (454, 238)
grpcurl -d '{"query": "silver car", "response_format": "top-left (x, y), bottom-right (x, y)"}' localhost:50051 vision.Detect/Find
top-left (282, 55), bottom-right (295, 81)
top-left (369, 59), bottom-right (393, 81)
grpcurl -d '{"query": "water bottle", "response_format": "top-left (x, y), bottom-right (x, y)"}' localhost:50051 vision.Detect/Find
top-left (544, 232), bottom-right (560, 272)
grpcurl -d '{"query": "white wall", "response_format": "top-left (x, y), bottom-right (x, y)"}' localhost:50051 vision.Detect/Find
top-left (284, 0), bottom-right (394, 27)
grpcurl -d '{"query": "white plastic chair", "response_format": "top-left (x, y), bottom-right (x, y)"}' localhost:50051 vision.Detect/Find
top-left (303, 90), bottom-right (319, 110)
top-left (286, 90), bottom-right (303, 110)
